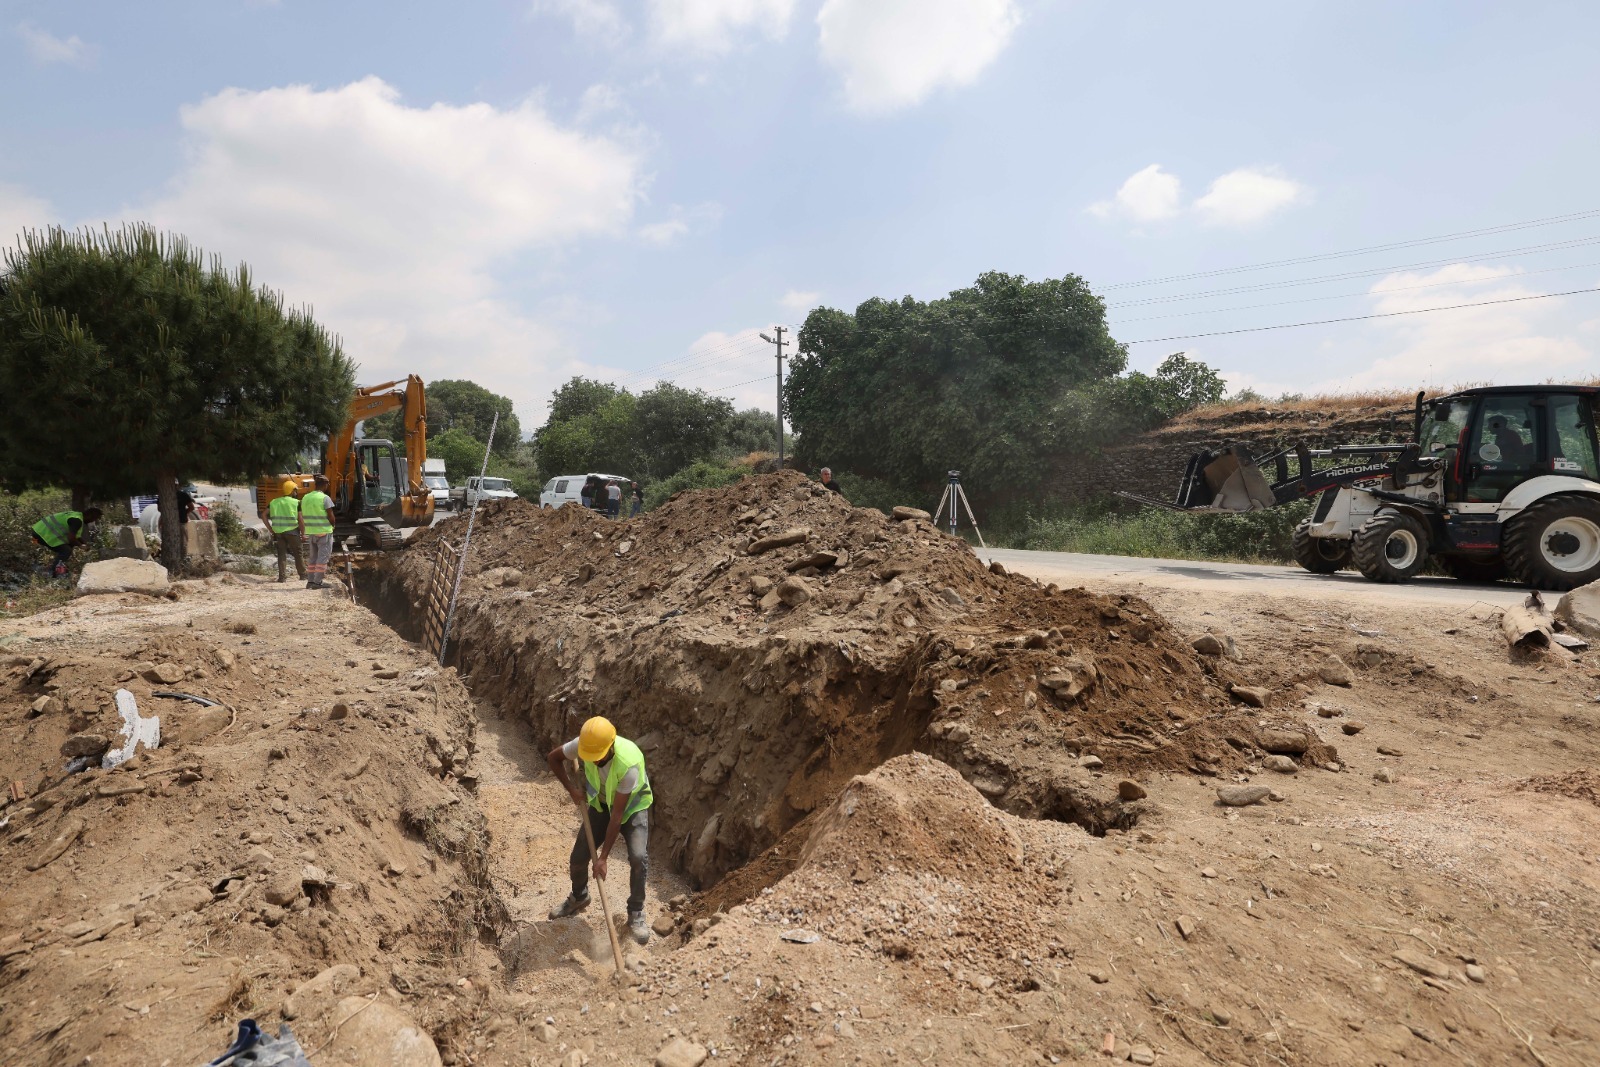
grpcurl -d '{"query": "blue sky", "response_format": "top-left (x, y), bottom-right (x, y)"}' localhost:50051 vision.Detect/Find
top-left (5, 0), bottom-right (1600, 428)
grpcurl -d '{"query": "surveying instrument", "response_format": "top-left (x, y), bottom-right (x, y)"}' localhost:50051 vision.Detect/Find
top-left (932, 470), bottom-right (985, 548)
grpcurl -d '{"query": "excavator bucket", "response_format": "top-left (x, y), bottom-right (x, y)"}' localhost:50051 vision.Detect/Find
top-left (1118, 444), bottom-right (1277, 513)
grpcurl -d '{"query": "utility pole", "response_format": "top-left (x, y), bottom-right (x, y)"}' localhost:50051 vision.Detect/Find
top-left (759, 326), bottom-right (788, 467)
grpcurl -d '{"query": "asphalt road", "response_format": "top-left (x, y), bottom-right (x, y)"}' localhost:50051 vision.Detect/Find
top-left (975, 547), bottom-right (1530, 609)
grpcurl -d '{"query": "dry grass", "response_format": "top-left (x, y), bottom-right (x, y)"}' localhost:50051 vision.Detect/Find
top-left (1167, 377), bottom-right (1600, 432)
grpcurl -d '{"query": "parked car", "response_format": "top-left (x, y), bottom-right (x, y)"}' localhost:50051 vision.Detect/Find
top-left (447, 475), bottom-right (518, 510)
top-left (540, 473), bottom-right (630, 509)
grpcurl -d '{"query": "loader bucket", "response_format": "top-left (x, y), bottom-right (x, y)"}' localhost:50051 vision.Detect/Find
top-left (1117, 444), bottom-right (1276, 513)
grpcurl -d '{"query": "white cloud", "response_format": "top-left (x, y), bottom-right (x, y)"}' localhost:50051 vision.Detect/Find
top-left (1313, 264), bottom-right (1594, 392)
top-left (576, 83), bottom-right (627, 123)
top-left (780, 289), bottom-right (820, 312)
top-left (1088, 164), bottom-right (1183, 224)
top-left (638, 218), bottom-right (689, 244)
top-left (127, 77), bottom-right (642, 423)
top-left (1193, 166), bottom-right (1308, 227)
top-left (534, 0), bottom-right (629, 39)
top-left (817, 0), bottom-right (1019, 114)
top-left (649, 0), bottom-right (795, 53)
top-left (16, 22), bottom-right (96, 66)
top-left (0, 183), bottom-right (53, 247)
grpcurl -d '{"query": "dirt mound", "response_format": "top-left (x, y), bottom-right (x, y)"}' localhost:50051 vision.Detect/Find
top-left (377, 471), bottom-right (1336, 888)
top-left (1518, 767), bottom-right (1600, 807)
top-left (0, 580), bottom-right (504, 1067)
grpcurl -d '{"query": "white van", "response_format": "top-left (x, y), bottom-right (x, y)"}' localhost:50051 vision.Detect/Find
top-left (540, 473), bottom-right (630, 509)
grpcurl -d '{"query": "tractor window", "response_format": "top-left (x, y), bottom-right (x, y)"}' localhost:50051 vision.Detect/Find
top-left (1467, 395), bottom-right (1541, 502)
top-left (1548, 394), bottom-right (1600, 479)
top-left (1419, 400), bottom-right (1470, 454)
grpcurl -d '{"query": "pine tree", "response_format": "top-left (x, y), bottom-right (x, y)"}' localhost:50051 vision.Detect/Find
top-left (0, 224), bottom-right (355, 570)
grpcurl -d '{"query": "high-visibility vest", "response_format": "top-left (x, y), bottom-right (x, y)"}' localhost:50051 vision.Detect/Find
top-left (581, 737), bottom-right (653, 820)
top-left (267, 495), bottom-right (301, 533)
top-left (32, 511), bottom-right (83, 549)
top-left (299, 491), bottom-right (334, 535)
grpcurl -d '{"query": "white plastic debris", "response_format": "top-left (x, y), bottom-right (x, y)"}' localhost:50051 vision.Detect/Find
top-left (102, 688), bottom-right (160, 769)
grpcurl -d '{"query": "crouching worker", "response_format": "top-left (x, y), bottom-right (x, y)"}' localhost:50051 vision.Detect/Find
top-left (32, 507), bottom-right (102, 578)
top-left (546, 716), bottom-right (654, 944)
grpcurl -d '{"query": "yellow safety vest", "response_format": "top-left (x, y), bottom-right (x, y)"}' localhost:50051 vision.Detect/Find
top-left (581, 737), bottom-right (653, 820)
top-left (268, 495), bottom-right (300, 533)
top-left (32, 511), bottom-right (82, 548)
top-left (299, 491), bottom-right (334, 535)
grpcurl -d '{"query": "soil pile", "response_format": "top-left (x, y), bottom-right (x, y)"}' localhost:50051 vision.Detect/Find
top-left (0, 579), bottom-right (505, 1067)
top-left (379, 471), bottom-right (1336, 887)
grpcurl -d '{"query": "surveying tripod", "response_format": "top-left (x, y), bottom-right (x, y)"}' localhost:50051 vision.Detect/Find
top-left (932, 470), bottom-right (985, 548)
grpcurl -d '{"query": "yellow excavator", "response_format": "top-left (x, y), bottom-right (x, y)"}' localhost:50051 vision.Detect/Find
top-left (255, 375), bottom-right (434, 550)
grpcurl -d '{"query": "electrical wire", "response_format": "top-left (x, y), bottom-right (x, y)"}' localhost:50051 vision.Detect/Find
top-left (1101, 206), bottom-right (1600, 290)
top-left (1110, 258), bottom-right (1600, 324)
top-left (1105, 234), bottom-right (1600, 308)
top-left (1121, 286), bottom-right (1600, 344)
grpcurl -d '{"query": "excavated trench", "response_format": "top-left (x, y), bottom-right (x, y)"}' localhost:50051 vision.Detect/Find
top-left (355, 475), bottom-right (1335, 922)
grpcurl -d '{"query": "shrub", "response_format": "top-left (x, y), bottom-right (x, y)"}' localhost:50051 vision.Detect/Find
top-left (644, 460), bottom-right (749, 510)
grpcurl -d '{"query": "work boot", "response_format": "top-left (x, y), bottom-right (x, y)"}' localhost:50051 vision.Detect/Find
top-left (628, 910), bottom-right (649, 945)
top-left (548, 892), bottom-right (590, 920)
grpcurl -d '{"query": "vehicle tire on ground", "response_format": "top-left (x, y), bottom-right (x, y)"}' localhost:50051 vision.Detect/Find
top-left (1351, 510), bottom-right (1429, 583)
top-left (1292, 520), bottom-right (1350, 574)
top-left (1442, 556), bottom-right (1507, 583)
top-left (1502, 493), bottom-right (1600, 591)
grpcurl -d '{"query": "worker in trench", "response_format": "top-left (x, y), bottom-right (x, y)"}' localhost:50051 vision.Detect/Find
top-left (546, 716), bottom-right (654, 944)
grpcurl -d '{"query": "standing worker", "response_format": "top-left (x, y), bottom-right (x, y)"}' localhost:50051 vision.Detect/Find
top-left (31, 507), bottom-right (102, 578)
top-left (818, 467), bottom-right (844, 497)
top-left (629, 481), bottom-right (643, 518)
top-left (605, 479), bottom-right (623, 519)
top-left (266, 481), bottom-right (307, 584)
top-left (546, 716), bottom-right (654, 944)
top-left (299, 474), bottom-right (336, 590)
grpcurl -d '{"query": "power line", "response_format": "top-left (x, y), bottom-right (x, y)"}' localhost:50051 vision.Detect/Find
top-left (1105, 234), bottom-right (1600, 308)
top-left (1111, 258), bottom-right (1600, 324)
top-left (1102, 206), bottom-right (1600, 290)
top-left (1122, 286), bottom-right (1600, 344)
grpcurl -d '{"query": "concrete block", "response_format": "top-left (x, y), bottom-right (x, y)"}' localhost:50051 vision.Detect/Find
top-left (111, 525), bottom-right (151, 561)
top-left (183, 520), bottom-right (218, 559)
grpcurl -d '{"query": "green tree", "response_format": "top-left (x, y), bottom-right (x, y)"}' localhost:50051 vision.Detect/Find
top-left (786, 271), bottom-right (1126, 503)
top-left (429, 428), bottom-right (491, 482)
top-left (534, 390), bottom-right (640, 477)
top-left (0, 225), bottom-right (353, 570)
top-left (633, 382), bottom-right (735, 479)
top-left (1051, 352), bottom-right (1229, 453)
top-left (721, 407), bottom-right (782, 458)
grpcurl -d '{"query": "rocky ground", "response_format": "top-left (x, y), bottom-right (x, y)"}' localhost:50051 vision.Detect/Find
top-left (0, 472), bottom-right (1597, 1066)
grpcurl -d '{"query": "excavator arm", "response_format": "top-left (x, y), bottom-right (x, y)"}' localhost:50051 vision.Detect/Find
top-left (326, 375), bottom-right (432, 526)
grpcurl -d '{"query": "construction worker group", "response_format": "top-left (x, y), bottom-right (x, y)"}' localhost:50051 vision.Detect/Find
top-left (265, 476), bottom-right (337, 588)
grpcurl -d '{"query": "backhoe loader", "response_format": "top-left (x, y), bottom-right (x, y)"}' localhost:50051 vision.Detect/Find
top-left (1126, 386), bottom-right (1600, 590)
top-left (255, 376), bottom-right (434, 550)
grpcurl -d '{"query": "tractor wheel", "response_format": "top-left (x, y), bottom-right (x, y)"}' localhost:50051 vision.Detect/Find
top-left (1442, 556), bottom-right (1507, 583)
top-left (1351, 510), bottom-right (1429, 583)
top-left (1503, 494), bottom-right (1600, 590)
top-left (1292, 521), bottom-right (1350, 574)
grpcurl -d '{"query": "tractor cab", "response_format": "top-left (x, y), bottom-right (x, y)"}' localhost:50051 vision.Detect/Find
top-left (1419, 387), bottom-right (1600, 504)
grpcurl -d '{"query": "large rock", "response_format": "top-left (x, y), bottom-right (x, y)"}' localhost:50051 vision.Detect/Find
top-left (748, 527), bottom-right (810, 555)
top-left (655, 1039), bottom-right (709, 1067)
top-left (1555, 580), bottom-right (1600, 640)
top-left (1257, 728), bottom-right (1310, 755)
top-left (890, 506), bottom-right (931, 522)
top-left (776, 576), bottom-right (814, 607)
top-left (60, 733), bottom-right (111, 758)
top-left (282, 964), bottom-right (362, 1020)
top-left (1317, 654), bottom-right (1355, 687)
top-left (320, 997), bottom-right (442, 1067)
top-left (75, 558), bottom-right (169, 596)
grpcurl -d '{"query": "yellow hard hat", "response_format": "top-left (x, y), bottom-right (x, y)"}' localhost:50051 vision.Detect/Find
top-left (280, 480), bottom-right (297, 495)
top-left (577, 716), bottom-right (617, 763)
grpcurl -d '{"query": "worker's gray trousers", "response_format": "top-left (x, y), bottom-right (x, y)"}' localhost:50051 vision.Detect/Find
top-left (570, 806), bottom-right (649, 915)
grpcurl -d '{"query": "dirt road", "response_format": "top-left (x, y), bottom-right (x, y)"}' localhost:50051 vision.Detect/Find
top-left (980, 547), bottom-right (1530, 609)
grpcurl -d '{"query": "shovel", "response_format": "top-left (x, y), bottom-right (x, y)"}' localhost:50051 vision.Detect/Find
top-left (572, 763), bottom-right (627, 981)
